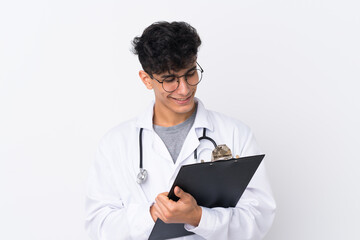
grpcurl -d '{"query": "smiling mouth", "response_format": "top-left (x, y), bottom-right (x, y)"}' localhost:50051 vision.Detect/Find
top-left (173, 96), bottom-right (191, 101)
top-left (170, 94), bottom-right (193, 104)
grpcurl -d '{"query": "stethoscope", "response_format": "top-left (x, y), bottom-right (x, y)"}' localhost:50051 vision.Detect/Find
top-left (137, 127), bottom-right (217, 184)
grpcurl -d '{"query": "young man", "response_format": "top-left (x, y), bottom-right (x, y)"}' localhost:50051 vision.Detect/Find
top-left (85, 21), bottom-right (276, 240)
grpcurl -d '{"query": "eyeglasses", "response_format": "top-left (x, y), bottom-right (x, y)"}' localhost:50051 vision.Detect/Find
top-left (148, 62), bottom-right (204, 93)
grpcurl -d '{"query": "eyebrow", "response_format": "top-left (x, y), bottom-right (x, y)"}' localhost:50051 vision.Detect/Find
top-left (160, 66), bottom-right (197, 78)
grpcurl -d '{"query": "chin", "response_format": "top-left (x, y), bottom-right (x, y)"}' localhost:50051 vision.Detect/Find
top-left (172, 99), bottom-right (196, 114)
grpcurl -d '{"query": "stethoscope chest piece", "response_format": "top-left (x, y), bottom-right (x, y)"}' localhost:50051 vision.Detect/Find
top-left (137, 168), bottom-right (148, 184)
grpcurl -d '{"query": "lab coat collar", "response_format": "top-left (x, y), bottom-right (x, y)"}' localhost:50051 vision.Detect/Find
top-left (135, 97), bottom-right (213, 132)
top-left (135, 101), bottom-right (155, 131)
top-left (193, 98), bottom-right (214, 132)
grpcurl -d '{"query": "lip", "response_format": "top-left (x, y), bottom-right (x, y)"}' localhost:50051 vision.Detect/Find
top-left (170, 94), bottom-right (192, 105)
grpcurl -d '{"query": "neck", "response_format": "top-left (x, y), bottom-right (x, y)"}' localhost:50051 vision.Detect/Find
top-left (153, 104), bottom-right (196, 127)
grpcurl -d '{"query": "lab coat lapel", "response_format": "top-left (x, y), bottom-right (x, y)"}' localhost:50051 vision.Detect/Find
top-left (152, 132), bottom-right (173, 162)
top-left (175, 99), bottom-right (214, 167)
top-left (135, 100), bottom-right (175, 163)
top-left (174, 128), bottom-right (200, 167)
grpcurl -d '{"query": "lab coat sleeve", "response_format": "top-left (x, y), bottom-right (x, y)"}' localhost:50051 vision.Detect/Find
top-left (184, 129), bottom-right (276, 240)
top-left (85, 138), bottom-right (154, 240)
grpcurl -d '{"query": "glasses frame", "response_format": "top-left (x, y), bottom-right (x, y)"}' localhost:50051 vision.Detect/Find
top-left (148, 62), bottom-right (204, 93)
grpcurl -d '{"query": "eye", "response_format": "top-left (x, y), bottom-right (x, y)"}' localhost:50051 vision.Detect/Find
top-left (186, 70), bottom-right (196, 77)
top-left (162, 76), bottom-right (176, 82)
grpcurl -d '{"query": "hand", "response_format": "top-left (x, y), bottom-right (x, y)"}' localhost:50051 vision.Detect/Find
top-left (150, 186), bottom-right (202, 226)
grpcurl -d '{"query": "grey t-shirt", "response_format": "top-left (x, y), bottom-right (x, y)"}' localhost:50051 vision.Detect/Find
top-left (153, 107), bottom-right (197, 163)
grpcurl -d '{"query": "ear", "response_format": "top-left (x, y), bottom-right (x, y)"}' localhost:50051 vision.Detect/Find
top-left (139, 70), bottom-right (153, 90)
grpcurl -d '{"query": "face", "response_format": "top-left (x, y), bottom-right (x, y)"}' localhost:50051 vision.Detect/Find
top-left (140, 63), bottom-right (198, 119)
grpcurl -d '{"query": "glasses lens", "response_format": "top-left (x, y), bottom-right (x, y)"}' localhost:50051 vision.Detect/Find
top-left (161, 68), bottom-right (203, 92)
top-left (186, 69), bottom-right (202, 86)
top-left (162, 79), bottom-right (179, 92)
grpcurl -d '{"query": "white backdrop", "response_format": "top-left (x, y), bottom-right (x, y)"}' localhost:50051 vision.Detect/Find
top-left (1, 1), bottom-right (359, 239)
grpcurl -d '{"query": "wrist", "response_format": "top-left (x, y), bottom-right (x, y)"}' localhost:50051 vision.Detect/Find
top-left (189, 206), bottom-right (202, 227)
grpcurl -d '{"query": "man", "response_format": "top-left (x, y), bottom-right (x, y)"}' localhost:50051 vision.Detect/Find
top-left (85, 21), bottom-right (276, 240)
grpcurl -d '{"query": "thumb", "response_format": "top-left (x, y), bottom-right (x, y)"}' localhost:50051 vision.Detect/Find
top-left (174, 186), bottom-right (186, 198)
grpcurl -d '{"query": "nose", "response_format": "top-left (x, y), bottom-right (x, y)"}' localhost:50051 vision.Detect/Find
top-left (175, 76), bottom-right (191, 95)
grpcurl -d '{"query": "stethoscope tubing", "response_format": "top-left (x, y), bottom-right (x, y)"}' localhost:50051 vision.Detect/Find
top-left (138, 127), bottom-right (217, 184)
top-left (194, 128), bottom-right (217, 160)
top-left (139, 127), bottom-right (144, 169)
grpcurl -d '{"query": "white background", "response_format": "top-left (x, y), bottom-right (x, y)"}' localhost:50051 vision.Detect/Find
top-left (1, 0), bottom-right (359, 239)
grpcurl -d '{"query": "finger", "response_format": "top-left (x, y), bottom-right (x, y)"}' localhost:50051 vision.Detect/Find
top-left (154, 202), bottom-right (167, 217)
top-left (150, 204), bottom-right (160, 222)
top-left (155, 192), bottom-right (170, 201)
top-left (154, 198), bottom-right (174, 222)
top-left (174, 186), bottom-right (190, 199)
top-left (159, 192), bottom-right (169, 197)
top-left (156, 193), bottom-right (170, 203)
top-left (155, 194), bottom-right (172, 212)
top-left (154, 192), bottom-right (171, 210)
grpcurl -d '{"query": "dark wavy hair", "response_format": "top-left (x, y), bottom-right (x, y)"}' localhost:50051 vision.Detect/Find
top-left (132, 21), bottom-right (201, 76)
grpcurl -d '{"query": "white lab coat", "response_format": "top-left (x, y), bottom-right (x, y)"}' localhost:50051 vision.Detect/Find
top-left (85, 98), bottom-right (276, 240)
